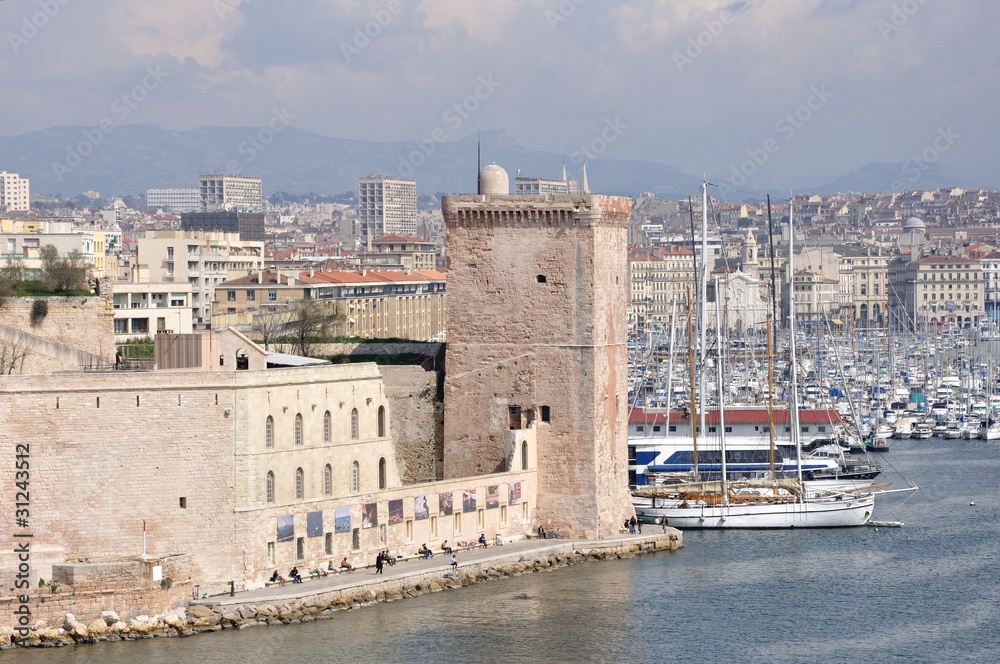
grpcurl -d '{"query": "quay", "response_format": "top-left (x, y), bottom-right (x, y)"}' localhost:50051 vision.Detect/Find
top-left (3, 532), bottom-right (681, 649)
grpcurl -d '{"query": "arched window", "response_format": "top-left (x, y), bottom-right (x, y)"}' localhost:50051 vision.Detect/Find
top-left (294, 413), bottom-right (303, 446)
top-left (351, 460), bottom-right (360, 493)
top-left (323, 410), bottom-right (331, 444)
top-left (295, 467), bottom-right (304, 500)
top-left (350, 408), bottom-right (359, 440)
top-left (377, 405), bottom-right (386, 438)
top-left (324, 464), bottom-right (332, 496)
top-left (265, 416), bottom-right (274, 449)
top-left (266, 471), bottom-right (275, 503)
top-left (521, 441), bottom-right (529, 471)
top-left (378, 457), bottom-right (387, 490)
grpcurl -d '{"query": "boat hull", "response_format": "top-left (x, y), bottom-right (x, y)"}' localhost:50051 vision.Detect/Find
top-left (634, 493), bottom-right (875, 529)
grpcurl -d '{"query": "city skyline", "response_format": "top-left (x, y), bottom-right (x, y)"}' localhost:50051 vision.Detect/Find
top-left (0, 1), bottom-right (996, 194)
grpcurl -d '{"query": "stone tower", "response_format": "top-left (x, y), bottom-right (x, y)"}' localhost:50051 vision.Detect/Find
top-left (441, 166), bottom-right (634, 538)
top-left (742, 227), bottom-right (759, 279)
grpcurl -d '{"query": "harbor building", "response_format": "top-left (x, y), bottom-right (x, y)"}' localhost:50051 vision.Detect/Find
top-left (888, 255), bottom-right (983, 329)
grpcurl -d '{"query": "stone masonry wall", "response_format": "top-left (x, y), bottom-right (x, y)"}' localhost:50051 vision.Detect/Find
top-left (380, 365), bottom-right (443, 483)
top-left (0, 295), bottom-right (115, 373)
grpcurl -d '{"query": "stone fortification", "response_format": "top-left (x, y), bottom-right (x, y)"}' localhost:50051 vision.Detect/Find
top-left (0, 295), bottom-right (114, 373)
top-left (441, 193), bottom-right (634, 539)
top-left (380, 365), bottom-right (444, 482)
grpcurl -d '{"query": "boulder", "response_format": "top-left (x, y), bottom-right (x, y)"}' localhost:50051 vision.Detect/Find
top-left (101, 610), bottom-right (120, 626)
top-left (186, 604), bottom-right (215, 621)
top-left (61, 614), bottom-right (77, 631)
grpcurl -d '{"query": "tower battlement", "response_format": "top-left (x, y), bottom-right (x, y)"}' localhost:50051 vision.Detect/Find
top-left (443, 194), bottom-right (631, 230)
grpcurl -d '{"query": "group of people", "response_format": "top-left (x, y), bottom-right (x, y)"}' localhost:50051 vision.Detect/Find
top-left (374, 550), bottom-right (396, 574)
top-left (625, 516), bottom-right (641, 534)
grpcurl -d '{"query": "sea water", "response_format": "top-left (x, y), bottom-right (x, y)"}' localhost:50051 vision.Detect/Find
top-left (8, 441), bottom-right (1000, 663)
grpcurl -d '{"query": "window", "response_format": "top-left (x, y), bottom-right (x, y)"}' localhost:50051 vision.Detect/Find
top-left (266, 471), bottom-right (275, 503)
top-left (294, 413), bottom-right (303, 446)
top-left (352, 528), bottom-right (360, 550)
top-left (540, 405), bottom-right (550, 422)
top-left (652, 425), bottom-right (661, 432)
top-left (536, 275), bottom-right (547, 283)
top-left (296, 537), bottom-right (304, 561)
top-left (295, 467), bottom-right (304, 500)
top-left (724, 426), bottom-right (733, 433)
top-left (247, 290), bottom-right (255, 302)
top-left (268, 290), bottom-right (277, 301)
top-left (378, 457), bottom-right (387, 490)
top-left (265, 416), bottom-right (274, 449)
top-left (521, 441), bottom-right (529, 471)
top-left (801, 426), bottom-right (810, 433)
top-left (227, 290), bottom-right (236, 301)
top-left (323, 411), bottom-right (331, 443)
top-left (669, 425), bottom-right (677, 432)
top-left (636, 425), bottom-right (644, 433)
top-left (179, 497), bottom-right (187, 509)
top-left (351, 460), bottom-right (360, 492)
top-left (324, 464), bottom-right (332, 496)
top-left (377, 406), bottom-right (386, 437)
top-left (351, 408), bottom-right (359, 440)
top-left (325, 533), bottom-right (333, 555)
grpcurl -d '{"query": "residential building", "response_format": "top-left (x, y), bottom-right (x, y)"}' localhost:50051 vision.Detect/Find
top-left (147, 188), bottom-right (200, 213)
top-left (888, 255), bottom-right (983, 329)
top-left (0, 170), bottom-right (30, 212)
top-left (111, 282), bottom-right (193, 342)
top-left (182, 210), bottom-right (265, 242)
top-left (838, 246), bottom-right (890, 325)
top-left (199, 174), bottom-right (263, 212)
top-left (359, 235), bottom-right (437, 271)
top-left (134, 230), bottom-right (264, 326)
top-left (357, 176), bottom-right (417, 238)
top-left (628, 244), bottom-right (695, 332)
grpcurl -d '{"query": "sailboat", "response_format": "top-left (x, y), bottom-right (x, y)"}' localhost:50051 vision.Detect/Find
top-left (633, 190), bottom-right (876, 529)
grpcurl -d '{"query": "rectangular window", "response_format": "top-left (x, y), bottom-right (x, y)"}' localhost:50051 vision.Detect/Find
top-left (454, 513), bottom-right (462, 534)
top-left (227, 290), bottom-right (236, 301)
top-left (114, 319), bottom-right (128, 334)
top-left (801, 426), bottom-right (810, 433)
top-left (724, 426), bottom-right (733, 433)
top-left (477, 509), bottom-right (485, 529)
top-left (405, 520), bottom-right (413, 542)
top-left (268, 290), bottom-right (277, 301)
top-left (500, 505), bottom-right (508, 526)
top-left (325, 533), bottom-right (333, 555)
top-left (267, 542), bottom-right (275, 565)
top-left (652, 425), bottom-right (661, 432)
top-left (669, 425), bottom-right (677, 432)
top-left (636, 425), bottom-right (644, 432)
top-left (708, 426), bottom-right (717, 433)
top-left (351, 528), bottom-right (360, 550)
top-left (540, 405), bottom-right (550, 422)
top-left (296, 537), bottom-right (304, 561)
top-left (430, 516), bottom-right (438, 538)
top-left (247, 290), bottom-right (255, 301)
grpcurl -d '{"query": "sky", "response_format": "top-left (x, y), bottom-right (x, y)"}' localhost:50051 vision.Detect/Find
top-left (1, 0), bottom-right (998, 191)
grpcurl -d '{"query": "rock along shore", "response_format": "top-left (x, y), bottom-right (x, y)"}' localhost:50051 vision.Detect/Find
top-left (1, 533), bottom-right (681, 650)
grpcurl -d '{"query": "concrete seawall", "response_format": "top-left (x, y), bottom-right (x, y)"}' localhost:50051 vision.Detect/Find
top-left (1, 532), bottom-right (681, 649)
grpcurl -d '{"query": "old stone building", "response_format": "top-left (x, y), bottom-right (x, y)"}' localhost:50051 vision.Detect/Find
top-left (441, 165), bottom-right (634, 539)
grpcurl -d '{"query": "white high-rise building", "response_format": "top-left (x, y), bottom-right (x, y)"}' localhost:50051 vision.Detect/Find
top-left (147, 188), bottom-right (201, 213)
top-left (0, 171), bottom-right (30, 212)
top-left (199, 174), bottom-right (263, 213)
top-left (357, 176), bottom-right (417, 238)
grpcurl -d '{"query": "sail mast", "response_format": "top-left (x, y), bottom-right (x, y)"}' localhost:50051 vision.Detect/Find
top-left (767, 315), bottom-right (776, 482)
top-left (788, 199), bottom-right (805, 494)
top-left (687, 285), bottom-right (699, 479)
top-left (699, 181), bottom-right (709, 473)
top-left (716, 281), bottom-right (729, 507)
top-left (664, 296), bottom-right (677, 440)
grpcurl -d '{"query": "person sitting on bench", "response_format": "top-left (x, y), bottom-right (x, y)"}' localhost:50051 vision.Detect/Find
top-left (310, 567), bottom-right (327, 578)
top-left (478, 533), bottom-right (488, 549)
top-left (269, 570), bottom-right (286, 586)
top-left (289, 566), bottom-right (303, 584)
top-left (419, 543), bottom-right (433, 558)
top-left (441, 540), bottom-right (453, 554)
top-left (340, 557), bottom-right (354, 572)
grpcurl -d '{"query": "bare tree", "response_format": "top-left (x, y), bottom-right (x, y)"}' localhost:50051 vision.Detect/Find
top-left (39, 245), bottom-right (88, 293)
top-left (0, 330), bottom-right (32, 375)
top-left (250, 305), bottom-right (293, 351)
top-left (287, 298), bottom-right (341, 358)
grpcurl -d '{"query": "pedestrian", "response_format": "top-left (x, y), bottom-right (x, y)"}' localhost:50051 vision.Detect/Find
top-left (450, 553), bottom-right (458, 570)
top-left (637, 518), bottom-right (642, 534)
top-left (629, 516), bottom-right (637, 534)
top-left (375, 551), bottom-right (384, 575)
top-left (662, 517), bottom-right (668, 534)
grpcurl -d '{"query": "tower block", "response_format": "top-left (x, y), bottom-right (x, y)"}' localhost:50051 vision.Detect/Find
top-left (441, 179), bottom-right (634, 538)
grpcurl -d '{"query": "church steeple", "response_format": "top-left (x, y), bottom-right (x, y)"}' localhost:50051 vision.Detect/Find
top-left (581, 160), bottom-right (590, 194)
top-left (742, 228), bottom-right (759, 279)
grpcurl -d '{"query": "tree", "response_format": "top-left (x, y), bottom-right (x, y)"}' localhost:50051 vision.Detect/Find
top-left (0, 329), bottom-right (32, 375)
top-left (251, 305), bottom-right (293, 351)
top-left (39, 245), bottom-right (89, 293)
top-left (0, 259), bottom-right (25, 303)
top-left (286, 298), bottom-right (341, 357)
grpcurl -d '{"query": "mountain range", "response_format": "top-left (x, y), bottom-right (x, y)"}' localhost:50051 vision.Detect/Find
top-left (0, 125), bottom-right (977, 201)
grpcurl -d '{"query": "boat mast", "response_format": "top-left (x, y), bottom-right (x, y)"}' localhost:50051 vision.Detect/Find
top-left (788, 199), bottom-right (805, 495)
top-left (767, 315), bottom-right (776, 481)
top-left (699, 180), bottom-right (709, 473)
top-left (687, 285), bottom-right (699, 479)
top-left (664, 296), bottom-right (677, 440)
top-left (716, 283), bottom-right (729, 506)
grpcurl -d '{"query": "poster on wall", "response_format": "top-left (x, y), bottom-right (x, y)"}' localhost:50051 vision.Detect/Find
top-left (414, 495), bottom-right (430, 520)
top-left (486, 485), bottom-right (500, 509)
top-left (276, 515), bottom-right (294, 542)
top-left (362, 502), bottom-right (378, 528)
top-left (439, 491), bottom-right (454, 516)
top-left (463, 489), bottom-right (477, 513)
top-left (334, 506), bottom-right (351, 533)
top-left (307, 511), bottom-right (323, 537)
top-left (509, 482), bottom-right (522, 505)
top-left (388, 499), bottom-right (404, 525)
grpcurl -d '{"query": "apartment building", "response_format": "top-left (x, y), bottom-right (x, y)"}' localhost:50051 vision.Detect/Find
top-left (147, 188), bottom-right (200, 213)
top-left (628, 244), bottom-right (695, 332)
top-left (199, 174), bottom-right (263, 212)
top-left (888, 255), bottom-right (983, 329)
top-left (357, 176), bottom-right (417, 238)
top-left (0, 171), bottom-right (30, 212)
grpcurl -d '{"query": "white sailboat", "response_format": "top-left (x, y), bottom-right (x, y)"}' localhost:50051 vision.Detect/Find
top-left (633, 190), bottom-right (876, 529)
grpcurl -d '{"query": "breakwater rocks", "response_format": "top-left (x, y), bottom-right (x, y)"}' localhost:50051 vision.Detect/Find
top-left (1, 534), bottom-right (680, 650)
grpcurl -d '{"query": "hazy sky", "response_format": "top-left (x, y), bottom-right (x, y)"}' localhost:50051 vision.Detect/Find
top-left (2, 0), bottom-right (998, 189)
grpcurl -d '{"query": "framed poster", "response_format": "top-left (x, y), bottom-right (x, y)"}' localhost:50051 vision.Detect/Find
top-left (277, 515), bottom-right (294, 542)
top-left (362, 502), bottom-right (378, 529)
top-left (509, 482), bottom-right (522, 506)
top-left (388, 499), bottom-right (404, 525)
top-left (414, 495), bottom-right (429, 520)
top-left (307, 510), bottom-right (323, 537)
top-left (486, 485), bottom-right (500, 509)
top-left (463, 489), bottom-right (477, 513)
top-left (334, 506), bottom-right (351, 533)
top-left (439, 491), bottom-right (454, 516)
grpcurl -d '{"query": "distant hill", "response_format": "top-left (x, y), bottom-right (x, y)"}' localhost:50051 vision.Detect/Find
top-left (813, 161), bottom-right (978, 196)
top-left (0, 125), bottom-right (703, 199)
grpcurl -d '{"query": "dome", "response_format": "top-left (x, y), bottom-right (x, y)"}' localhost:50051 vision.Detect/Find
top-left (478, 164), bottom-right (509, 195)
top-left (903, 217), bottom-right (926, 230)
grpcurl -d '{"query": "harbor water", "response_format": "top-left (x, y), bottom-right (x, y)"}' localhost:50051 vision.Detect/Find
top-left (8, 440), bottom-right (1000, 663)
